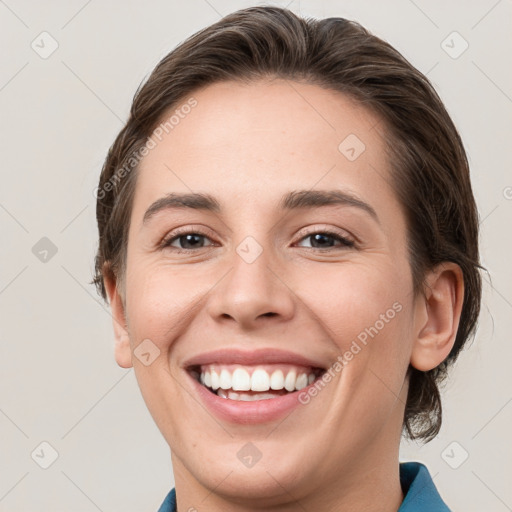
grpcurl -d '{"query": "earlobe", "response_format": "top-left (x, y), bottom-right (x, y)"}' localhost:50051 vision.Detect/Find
top-left (410, 262), bottom-right (464, 372)
top-left (114, 331), bottom-right (133, 369)
top-left (103, 268), bottom-right (133, 369)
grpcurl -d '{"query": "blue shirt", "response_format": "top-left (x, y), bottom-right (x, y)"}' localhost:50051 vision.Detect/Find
top-left (157, 461), bottom-right (450, 511)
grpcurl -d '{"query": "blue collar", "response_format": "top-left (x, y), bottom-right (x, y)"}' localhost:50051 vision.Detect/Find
top-left (158, 461), bottom-right (450, 511)
top-left (398, 462), bottom-right (450, 511)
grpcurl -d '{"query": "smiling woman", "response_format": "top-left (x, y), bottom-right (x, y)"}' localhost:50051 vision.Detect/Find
top-left (92, 6), bottom-right (482, 512)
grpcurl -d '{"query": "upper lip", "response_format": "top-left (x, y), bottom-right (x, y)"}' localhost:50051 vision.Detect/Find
top-left (183, 348), bottom-right (327, 370)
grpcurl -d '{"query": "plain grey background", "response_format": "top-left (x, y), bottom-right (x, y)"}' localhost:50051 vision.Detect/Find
top-left (0, 0), bottom-right (511, 510)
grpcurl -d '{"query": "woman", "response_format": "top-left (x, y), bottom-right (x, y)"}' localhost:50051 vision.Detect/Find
top-left (92, 6), bottom-right (481, 511)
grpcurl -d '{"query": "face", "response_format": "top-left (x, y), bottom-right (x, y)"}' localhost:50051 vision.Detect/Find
top-left (111, 79), bottom-right (425, 504)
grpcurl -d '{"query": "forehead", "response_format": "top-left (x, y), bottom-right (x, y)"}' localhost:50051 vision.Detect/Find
top-left (133, 79), bottom-right (399, 225)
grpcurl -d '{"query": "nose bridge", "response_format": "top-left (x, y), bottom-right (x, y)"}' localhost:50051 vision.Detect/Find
top-left (207, 231), bottom-right (295, 327)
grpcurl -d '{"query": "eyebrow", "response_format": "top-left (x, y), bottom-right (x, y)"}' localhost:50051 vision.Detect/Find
top-left (142, 189), bottom-right (379, 225)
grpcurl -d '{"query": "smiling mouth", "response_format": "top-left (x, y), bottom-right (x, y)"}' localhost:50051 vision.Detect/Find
top-left (188, 364), bottom-right (326, 401)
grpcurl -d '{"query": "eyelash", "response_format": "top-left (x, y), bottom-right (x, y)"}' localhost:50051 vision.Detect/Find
top-left (160, 227), bottom-right (356, 253)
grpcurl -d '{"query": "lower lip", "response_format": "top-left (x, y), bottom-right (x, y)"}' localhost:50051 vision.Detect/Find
top-left (188, 372), bottom-right (311, 424)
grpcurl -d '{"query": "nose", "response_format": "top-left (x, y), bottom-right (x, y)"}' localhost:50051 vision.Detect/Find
top-left (206, 240), bottom-right (296, 330)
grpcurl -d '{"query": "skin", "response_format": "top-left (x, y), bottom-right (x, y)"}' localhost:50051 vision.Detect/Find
top-left (104, 78), bottom-right (464, 511)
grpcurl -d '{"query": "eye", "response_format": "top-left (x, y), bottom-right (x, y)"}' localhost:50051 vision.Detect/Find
top-left (160, 227), bottom-right (355, 253)
top-left (161, 230), bottom-right (215, 252)
top-left (295, 230), bottom-right (355, 250)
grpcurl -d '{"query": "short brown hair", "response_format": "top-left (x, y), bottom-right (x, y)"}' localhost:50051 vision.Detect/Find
top-left (93, 6), bottom-right (482, 442)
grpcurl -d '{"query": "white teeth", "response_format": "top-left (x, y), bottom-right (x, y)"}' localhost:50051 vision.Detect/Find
top-left (270, 370), bottom-right (285, 390)
top-left (238, 392), bottom-right (276, 401)
top-left (251, 369), bottom-right (270, 391)
top-left (217, 389), bottom-right (281, 401)
top-left (284, 370), bottom-right (297, 392)
top-left (219, 369), bottom-right (232, 389)
top-left (232, 368), bottom-right (251, 391)
top-left (198, 366), bottom-right (319, 396)
top-left (295, 373), bottom-right (308, 390)
top-left (211, 369), bottom-right (220, 390)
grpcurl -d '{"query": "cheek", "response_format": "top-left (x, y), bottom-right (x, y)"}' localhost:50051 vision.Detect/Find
top-left (124, 261), bottom-right (197, 352)
top-left (300, 260), bottom-right (409, 345)
top-left (300, 259), bottom-right (414, 403)
top-left (303, 264), bottom-right (412, 432)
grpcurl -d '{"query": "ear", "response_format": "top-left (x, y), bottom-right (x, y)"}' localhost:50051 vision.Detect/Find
top-left (410, 262), bottom-right (464, 372)
top-left (103, 266), bottom-right (133, 369)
